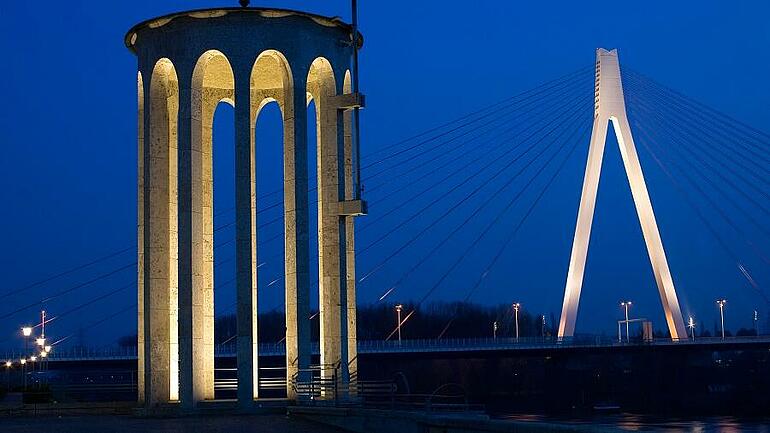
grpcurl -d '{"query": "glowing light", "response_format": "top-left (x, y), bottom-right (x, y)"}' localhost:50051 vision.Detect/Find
top-left (36, 337), bottom-right (45, 347)
top-left (29, 356), bottom-right (37, 362)
top-left (44, 345), bottom-right (52, 353)
top-left (4, 361), bottom-right (11, 368)
top-left (40, 351), bottom-right (47, 358)
top-left (20, 359), bottom-right (26, 365)
top-left (21, 327), bottom-right (32, 337)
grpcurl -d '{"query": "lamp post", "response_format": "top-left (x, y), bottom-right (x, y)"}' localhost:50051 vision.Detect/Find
top-left (620, 301), bottom-right (632, 343)
top-left (20, 358), bottom-right (26, 390)
top-left (21, 326), bottom-right (32, 391)
top-left (753, 310), bottom-right (758, 335)
top-left (716, 299), bottom-right (727, 340)
top-left (493, 321), bottom-right (498, 339)
top-left (687, 316), bottom-right (696, 341)
top-left (4, 361), bottom-right (10, 391)
top-left (43, 345), bottom-right (51, 380)
top-left (395, 304), bottom-right (403, 345)
top-left (512, 303), bottom-right (521, 341)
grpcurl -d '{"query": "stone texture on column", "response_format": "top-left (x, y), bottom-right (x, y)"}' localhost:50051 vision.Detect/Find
top-left (145, 59), bottom-right (180, 405)
top-left (179, 51), bottom-right (234, 408)
top-left (235, 65), bottom-right (258, 406)
top-left (177, 71), bottom-right (195, 409)
top-left (283, 78), bottom-right (311, 400)
top-left (309, 63), bottom-right (344, 395)
top-left (341, 77), bottom-right (358, 395)
top-left (137, 71), bottom-right (145, 405)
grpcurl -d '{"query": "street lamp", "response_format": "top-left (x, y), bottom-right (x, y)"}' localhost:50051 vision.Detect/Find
top-left (753, 310), bottom-right (759, 335)
top-left (620, 301), bottom-right (632, 343)
top-left (21, 326), bottom-right (32, 391)
top-left (44, 345), bottom-right (51, 353)
top-left (687, 316), bottom-right (696, 341)
top-left (395, 304), bottom-right (403, 345)
top-left (493, 321), bottom-right (498, 339)
top-left (716, 299), bottom-right (727, 340)
top-left (512, 303), bottom-right (521, 341)
top-left (3, 361), bottom-right (9, 391)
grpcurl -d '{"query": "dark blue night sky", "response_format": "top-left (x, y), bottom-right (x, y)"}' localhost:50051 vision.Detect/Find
top-left (1, 1), bottom-right (769, 348)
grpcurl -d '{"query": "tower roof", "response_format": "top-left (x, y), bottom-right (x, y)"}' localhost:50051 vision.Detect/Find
top-left (125, 7), bottom-right (359, 52)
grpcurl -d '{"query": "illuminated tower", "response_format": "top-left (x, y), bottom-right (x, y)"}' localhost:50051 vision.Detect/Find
top-left (557, 48), bottom-right (687, 341)
top-left (126, 7), bottom-right (365, 409)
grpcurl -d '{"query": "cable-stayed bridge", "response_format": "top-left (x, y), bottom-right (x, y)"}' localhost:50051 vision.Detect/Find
top-left (2, 48), bottom-right (769, 406)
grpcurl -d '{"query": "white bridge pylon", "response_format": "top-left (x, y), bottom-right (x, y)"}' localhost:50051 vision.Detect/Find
top-left (557, 48), bottom-right (688, 341)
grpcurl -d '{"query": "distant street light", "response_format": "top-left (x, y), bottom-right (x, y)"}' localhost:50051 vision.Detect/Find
top-left (620, 301), bottom-right (632, 343)
top-left (21, 326), bottom-right (32, 391)
top-left (687, 316), bottom-right (696, 341)
top-left (493, 321), bottom-right (498, 339)
top-left (4, 361), bottom-right (9, 391)
top-left (395, 304), bottom-right (403, 345)
top-left (753, 310), bottom-right (759, 335)
top-left (512, 303), bottom-right (521, 341)
top-left (716, 299), bottom-right (727, 340)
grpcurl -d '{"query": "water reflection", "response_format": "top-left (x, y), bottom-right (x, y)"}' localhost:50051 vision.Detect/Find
top-left (499, 413), bottom-right (769, 432)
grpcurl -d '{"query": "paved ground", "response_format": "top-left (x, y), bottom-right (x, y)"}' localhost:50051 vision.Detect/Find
top-left (0, 414), bottom-right (343, 432)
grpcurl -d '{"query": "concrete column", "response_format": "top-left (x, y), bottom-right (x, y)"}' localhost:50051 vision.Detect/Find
top-left (137, 71), bottom-right (145, 405)
top-left (315, 87), bottom-right (344, 392)
top-left (177, 73), bottom-right (195, 409)
top-left (179, 77), bottom-right (219, 407)
top-left (284, 79), bottom-right (311, 399)
top-left (342, 93), bottom-right (358, 395)
top-left (144, 60), bottom-right (180, 405)
top-left (235, 67), bottom-right (258, 406)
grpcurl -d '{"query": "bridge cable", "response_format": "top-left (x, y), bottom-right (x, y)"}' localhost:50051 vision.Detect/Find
top-left (623, 70), bottom-right (770, 174)
top-left (623, 81), bottom-right (770, 261)
top-left (631, 121), bottom-right (770, 304)
top-left (623, 72), bottom-right (770, 189)
top-left (359, 78), bottom-right (593, 232)
top-left (624, 69), bottom-right (770, 160)
top-left (362, 93), bottom-right (592, 296)
top-left (623, 77), bottom-right (770, 232)
top-left (384, 109), bottom-right (592, 339)
top-left (357, 90), bottom-right (593, 259)
top-left (437, 123), bottom-right (592, 339)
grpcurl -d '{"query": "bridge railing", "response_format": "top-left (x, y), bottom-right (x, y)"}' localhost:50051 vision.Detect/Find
top-left (9, 335), bottom-right (769, 361)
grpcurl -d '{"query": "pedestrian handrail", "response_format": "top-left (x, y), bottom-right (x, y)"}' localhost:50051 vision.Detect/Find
top-left (12, 335), bottom-right (769, 361)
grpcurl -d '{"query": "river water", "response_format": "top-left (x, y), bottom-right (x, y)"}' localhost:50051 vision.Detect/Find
top-left (499, 413), bottom-right (770, 432)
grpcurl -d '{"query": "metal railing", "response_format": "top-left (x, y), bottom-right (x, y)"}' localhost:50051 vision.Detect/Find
top-left (11, 335), bottom-right (769, 362)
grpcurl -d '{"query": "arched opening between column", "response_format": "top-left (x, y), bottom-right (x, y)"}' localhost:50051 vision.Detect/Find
top-left (190, 49), bottom-right (235, 402)
top-left (146, 57), bottom-right (179, 404)
top-left (307, 57), bottom-right (341, 390)
top-left (250, 49), bottom-right (294, 399)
